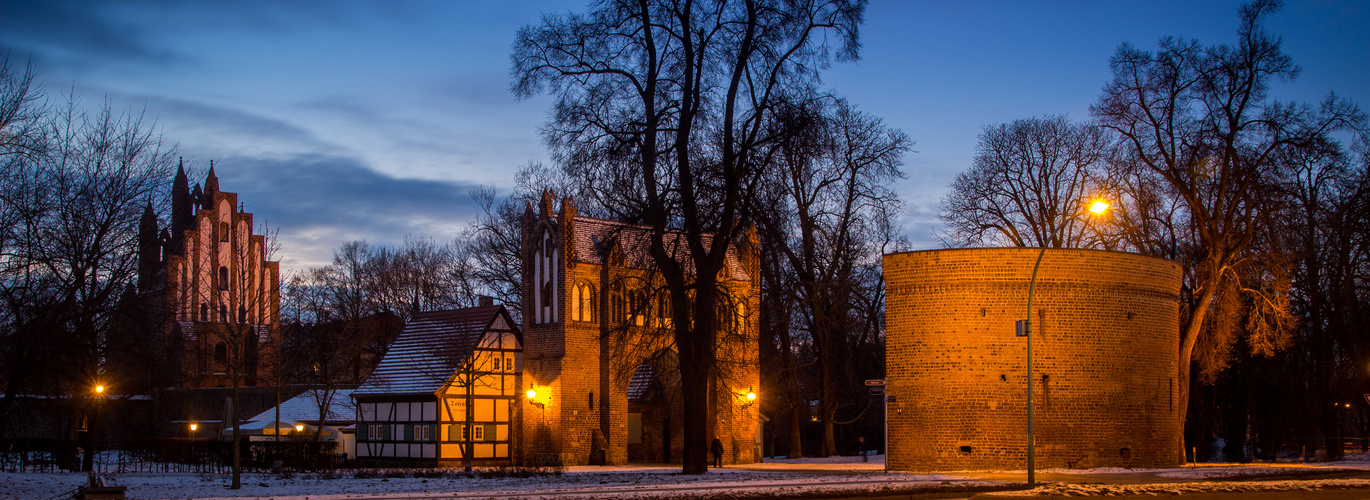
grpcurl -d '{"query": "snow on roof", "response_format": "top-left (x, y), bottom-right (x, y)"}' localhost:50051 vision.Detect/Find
top-left (246, 387), bottom-right (357, 424)
top-left (353, 306), bottom-right (513, 397)
top-left (562, 216), bottom-right (754, 282)
top-left (627, 363), bottom-right (655, 403)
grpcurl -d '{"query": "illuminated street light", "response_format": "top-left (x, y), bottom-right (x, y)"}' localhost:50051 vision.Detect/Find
top-left (1024, 199), bottom-right (1110, 485)
top-left (295, 424), bottom-right (304, 432)
top-left (94, 385), bottom-right (104, 394)
top-left (746, 390), bottom-right (756, 401)
top-left (527, 388), bottom-right (537, 400)
top-left (190, 423), bottom-right (198, 432)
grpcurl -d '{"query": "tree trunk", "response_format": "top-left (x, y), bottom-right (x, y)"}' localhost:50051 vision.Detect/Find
top-left (820, 357), bottom-right (836, 457)
top-left (788, 404), bottom-right (804, 459)
top-left (231, 380), bottom-right (241, 489)
top-left (678, 331), bottom-right (711, 474)
top-left (1177, 280), bottom-right (1218, 463)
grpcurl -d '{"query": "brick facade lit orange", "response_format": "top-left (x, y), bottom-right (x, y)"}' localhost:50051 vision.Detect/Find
top-left (521, 194), bottom-right (760, 466)
top-left (882, 248), bottom-right (1182, 470)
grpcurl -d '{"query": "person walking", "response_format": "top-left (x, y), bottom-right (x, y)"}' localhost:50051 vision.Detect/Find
top-left (710, 437), bottom-right (724, 468)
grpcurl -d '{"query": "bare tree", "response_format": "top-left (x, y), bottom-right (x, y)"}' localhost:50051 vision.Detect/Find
top-left (755, 98), bottom-right (907, 457)
top-left (460, 163), bottom-right (581, 322)
top-left (939, 115), bottom-right (1109, 248)
top-left (512, 0), bottom-right (866, 474)
top-left (0, 79), bottom-right (175, 467)
top-left (1091, 0), bottom-right (1364, 459)
top-left (1278, 134), bottom-right (1370, 459)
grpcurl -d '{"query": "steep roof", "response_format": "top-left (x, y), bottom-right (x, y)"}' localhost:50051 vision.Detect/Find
top-left (562, 216), bottom-right (753, 282)
top-left (626, 363), bottom-right (655, 403)
top-left (353, 306), bottom-right (515, 397)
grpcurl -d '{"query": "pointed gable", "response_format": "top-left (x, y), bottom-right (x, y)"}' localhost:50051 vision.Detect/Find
top-left (354, 305), bottom-right (518, 397)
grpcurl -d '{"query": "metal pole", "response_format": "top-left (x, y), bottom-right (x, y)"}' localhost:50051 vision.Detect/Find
top-left (883, 391), bottom-right (888, 472)
top-left (1026, 246), bottom-right (1048, 485)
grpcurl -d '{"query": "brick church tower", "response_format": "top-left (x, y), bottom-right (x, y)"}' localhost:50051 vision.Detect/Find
top-left (138, 161), bottom-right (281, 388)
top-left (521, 192), bottom-right (760, 466)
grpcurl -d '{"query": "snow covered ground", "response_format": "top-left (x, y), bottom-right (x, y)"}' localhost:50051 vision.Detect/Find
top-left (8, 454), bottom-right (1370, 499)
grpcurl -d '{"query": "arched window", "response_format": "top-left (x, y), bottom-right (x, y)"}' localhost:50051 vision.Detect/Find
top-left (200, 304), bottom-right (209, 322)
top-left (571, 282), bottom-right (595, 323)
top-left (533, 229), bottom-right (558, 324)
top-left (629, 289), bottom-right (646, 327)
top-left (219, 222), bottom-right (229, 242)
top-left (610, 285), bottom-right (626, 325)
top-left (219, 305), bottom-right (228, 323)
top-left (218, 266), bottom-right (229, 290)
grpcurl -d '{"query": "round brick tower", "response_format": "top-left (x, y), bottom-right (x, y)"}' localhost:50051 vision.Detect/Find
top-left (882, 248), bottom-right (1182, 471)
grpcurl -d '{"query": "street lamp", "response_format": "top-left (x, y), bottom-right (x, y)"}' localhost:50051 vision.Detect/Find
top-left (1024, 199), bottom-right (1109, 485)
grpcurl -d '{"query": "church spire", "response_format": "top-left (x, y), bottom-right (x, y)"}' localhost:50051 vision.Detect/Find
top-left (170, 159), bottom-right (193, 255)
top-left (138, 201), bottom-right (161, 292)
top-left (205, 160), bottom-right (220, 191)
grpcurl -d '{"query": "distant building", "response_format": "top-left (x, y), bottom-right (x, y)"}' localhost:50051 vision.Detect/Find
top-left (138, 161), bottom-right (281, 388)
top-left (522, 193), bottom-right (761, 466)
top-left (237, 387), bottom-right (359, 458)
top-left (352, 305), bottom-right (522, 465)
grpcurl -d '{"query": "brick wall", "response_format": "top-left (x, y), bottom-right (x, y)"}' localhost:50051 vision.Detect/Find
top-left (883, 248), bottom-right (1182, 470)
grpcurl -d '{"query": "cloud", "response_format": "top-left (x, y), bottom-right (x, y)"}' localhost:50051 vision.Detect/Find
top-left (0, 0), bottom-right (190, 70)
top-left (201, 153), bottom-right (488, 271)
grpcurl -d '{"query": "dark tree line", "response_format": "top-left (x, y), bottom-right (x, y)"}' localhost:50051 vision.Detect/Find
top-left (940, 1), bottom-right (1368, 461)
top-left (0, 57), bottom-right (179, 447)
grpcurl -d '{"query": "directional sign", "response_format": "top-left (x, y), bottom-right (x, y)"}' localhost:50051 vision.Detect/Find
top-left (869, 386), bottom-right (885, 396)
top-left (1364, 394), bottom-right (1370, 406)
top-left (864, 379), bottom-right (886, 386)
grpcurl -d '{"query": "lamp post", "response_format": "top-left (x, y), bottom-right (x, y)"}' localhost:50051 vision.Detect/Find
top-left (1024, 200), bottom-right (1108, 485)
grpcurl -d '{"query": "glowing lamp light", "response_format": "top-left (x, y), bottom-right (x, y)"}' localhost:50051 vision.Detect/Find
top-left (526, 389), bottom-right (537, 400)
top-left (746, 391), bottom-right (756, 401)
top-left (94, 385), bottom-right (105, 394)
top-left (189, 423), bottom-right (198, 431)
top-left (295, 424), bottom-right (305, 432)
top-left (1089, 200), bottom-right (1110, 215)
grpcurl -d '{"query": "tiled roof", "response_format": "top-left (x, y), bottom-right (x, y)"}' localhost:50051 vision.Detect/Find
top-left (627, 363), bottom-right (655, 403)
top-left (564, 216), bottom-right (753, 282)
top-left (353, 306), bottom-right (512, 397)
top-left (246, 387), bottom-right (358, 424)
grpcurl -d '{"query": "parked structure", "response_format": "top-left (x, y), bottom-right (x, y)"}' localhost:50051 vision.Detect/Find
top-left (882, 248), bottom-right (1182, 470)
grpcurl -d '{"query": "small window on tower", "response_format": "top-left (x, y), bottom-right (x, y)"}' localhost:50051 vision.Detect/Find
top-left (218, 266), bottom-right (229, 290)
top-left (200, 304), bottom-right (208, 322)
top-left (219, 222), bottom-right (229, 242)
top-left (219, 305), bottom-right (228, 323)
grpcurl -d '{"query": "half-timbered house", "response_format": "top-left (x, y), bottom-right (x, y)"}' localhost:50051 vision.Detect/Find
top-left (352, 305), bottom-right (522, 465)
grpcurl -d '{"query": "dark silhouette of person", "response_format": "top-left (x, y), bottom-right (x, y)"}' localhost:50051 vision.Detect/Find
top-left (710, 437), bottom-right (724, 468)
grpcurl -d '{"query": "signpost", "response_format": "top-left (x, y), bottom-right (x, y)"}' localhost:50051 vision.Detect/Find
top-left (867, 379), bottom-right (888, 472)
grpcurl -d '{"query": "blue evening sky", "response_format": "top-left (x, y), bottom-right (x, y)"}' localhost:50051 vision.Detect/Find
top-left (2, 1), bottom-right (1366, 271)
